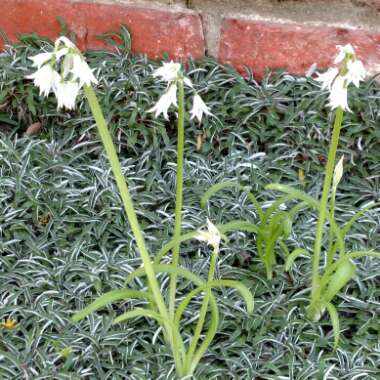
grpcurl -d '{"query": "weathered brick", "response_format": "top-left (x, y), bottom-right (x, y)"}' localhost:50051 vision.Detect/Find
top-left (77, 2), bottom-right (204, 60)
top-left (0, 0), bottom-right (205, 60)
top-left (219, 18), bottom-right (380, 77)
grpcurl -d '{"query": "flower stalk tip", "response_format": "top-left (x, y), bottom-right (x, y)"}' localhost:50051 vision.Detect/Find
top-left (316, 44), bottom-right (365, 112)
top-left (149, 61), bottom-right (212, 123)
top-left (194, 218), bottom-right (222, 251)
top-left (26, 37), bottom-right (98, 110)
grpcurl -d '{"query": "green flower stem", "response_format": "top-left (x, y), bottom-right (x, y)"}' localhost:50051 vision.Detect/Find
top-left (185, 245), bottom-right (219, 373)
top-left (83, 85), bottom-right (184, 374)
top-left (308, 107), bottom-right (344, 320)
top-left (169, 78), bottom-right (185, 317)
top-left (326, 189), bottom-right (336, 267)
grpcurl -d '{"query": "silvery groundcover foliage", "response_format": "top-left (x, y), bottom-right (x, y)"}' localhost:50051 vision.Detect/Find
top-left (0, 29), bottom-right (380, 379)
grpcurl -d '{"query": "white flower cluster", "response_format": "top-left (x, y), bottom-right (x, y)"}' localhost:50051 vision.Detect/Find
top-left (27, 37), bottom-right (97, 110)
top-left (149, 61), bottom-right (212, 123)
top-left (316, 44), bottom-right (366, 112)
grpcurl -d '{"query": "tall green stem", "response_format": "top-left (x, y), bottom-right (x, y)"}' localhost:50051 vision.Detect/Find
top-left (308, 107), bottom-right (344, 320)
top-left (83, 85), bottom-right (184, 374)
top-left (169, 78), bottom-right (185, 317)
top-left (326, 191), bottom-right (336, 267)
top-left (185, 246), bottom-right (218, 372)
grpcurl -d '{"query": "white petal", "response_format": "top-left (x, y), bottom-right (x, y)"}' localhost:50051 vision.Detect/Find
top-left (190, 94), bottom-right (212, 123)
top-left (344, 59), bottom-right (366, 88)
top-left (27, 64), bottom-right (60, 97)
top-left (334, 44), bottom-right (355, 64)
top-left (55, 36), bottom-right (77, 50)
top-left (183, 77), bottom-right (193, 88)
top-left (55, 47), bottom-right (69, 60)
top-left (328, 76), bottom-right (351, 112)
top-left (28, 52), bottom-right (54, 68)
top-left (54, 81), bottom-right (80, 110)
top-left (153, 61), bottom-right (181, 82)
top-left (71, 54), bottom-right (98, 87)
top-left (194, 218), bottom-right (221, 249)
top-left (194, 231), bottom-right (210, 243)
top-left (148, 83), bottom-right (178, 120)
top-left (62, 53), bottom-right (74, 79)
top-left (316, 68), bottom-right (339, 90)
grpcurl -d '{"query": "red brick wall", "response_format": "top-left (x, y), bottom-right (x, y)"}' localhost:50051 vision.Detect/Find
top-left (1, 0), bottom-right (379, 78)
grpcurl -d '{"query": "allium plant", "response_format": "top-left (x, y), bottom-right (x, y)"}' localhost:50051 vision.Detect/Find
top-left (267, 44), bottom-right (380, 347)
top-left (200, 181), bottom-right (306, 280)
top-left (26, 40), bottom-right (253, 377)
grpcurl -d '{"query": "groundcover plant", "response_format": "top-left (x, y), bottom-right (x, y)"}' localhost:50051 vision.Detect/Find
top-left (25, 36), bottom-right (254, 378)
top-left (1, 29), bottom-right (380, 379)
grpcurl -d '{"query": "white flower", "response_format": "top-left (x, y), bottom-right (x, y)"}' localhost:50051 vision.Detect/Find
top-left (71, 54), bottom-right (98, 87)
top-left (190, 94), bottom-right (212, 123)
top-left (54, 36), bottom-right (77, 50)
top-left (27, 37), bottom-right (98, 110)
top-left (28, 52), bottom-right (55, 68)
top-left (344, 59), bottom-right (366, 88)
top-left (328, 76), bottom-right (350, 112)
top-left (332, 155), bottom-right (344, 191)
top-left (27, 64), bottom-right (60, 97)
top-left (183, 77), bottom-right (193, 88)
top-left (148, 83), bottom-right (178, 119)
top-left (153, 61), bottom-right (181, 82)
top-left (194, 218), bottom-right (221, 250)
top-left (334, 44), bottom-right (355, 64)
top-left (316, 67), bottom-right (339, 90)
top-left (54, 80), bottom-right (80, 110)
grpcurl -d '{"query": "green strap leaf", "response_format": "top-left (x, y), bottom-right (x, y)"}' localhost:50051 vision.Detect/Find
top-left (266, 183), bottom-right (345, 256)
top-left (187, 294), bottom-right (220, 376)
top-left (322, 260), bottom-right (356, 304)
top-left (263, 194), bottom-right (294, 222)
top-left (126, 264), bottom-right (206, 288)
top-left (325, 302), bottom-right (340, 350)
top-left (71, 290), bottom-right (152, 323)
top-left (210, 280), bottom-right (254, 314)
top-left (285, 248), bottom-right (308, 271)
top-left (113, 307), bottom-right (163, 324)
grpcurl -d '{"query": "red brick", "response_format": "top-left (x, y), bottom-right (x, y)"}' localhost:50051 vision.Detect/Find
top-left (77, 3), bottom-right (204, 60)
top-left (219, 18), bottom-right (380, 78)
top-left (0, 0), bottom-right (205, 60)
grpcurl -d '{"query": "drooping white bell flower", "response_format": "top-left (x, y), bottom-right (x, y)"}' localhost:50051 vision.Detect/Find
top-left (344, 59), bottom-right (366, 88)
top-left (183, 77), bottom-right (193, 88)
top-left (27, 37), bottom-right (98, 110)
top-left (148, 83), bottom-right (178, 119)
top-left (54, 80), bottom-right (80, 110)
top-left (26, 64), bottom-right (60, 97)
top-left (190, 94), bottom-right (212, 123)
top-left (334, 44), bottom-right (355, 64)
top-left (316, 44), bottom-right (365, 112)
top-left (153, 61), bottom-right (181, 83)
top-left (316, 67), bottom-right (339, 90)
top-left (194, 218), bottom-right (221, 250)
top-left (71, 54), bottom-right (98, 87)
top-left (328, 76), bottom-right (350, 112)
top-left (29, 52), bottom-right (55, 68)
